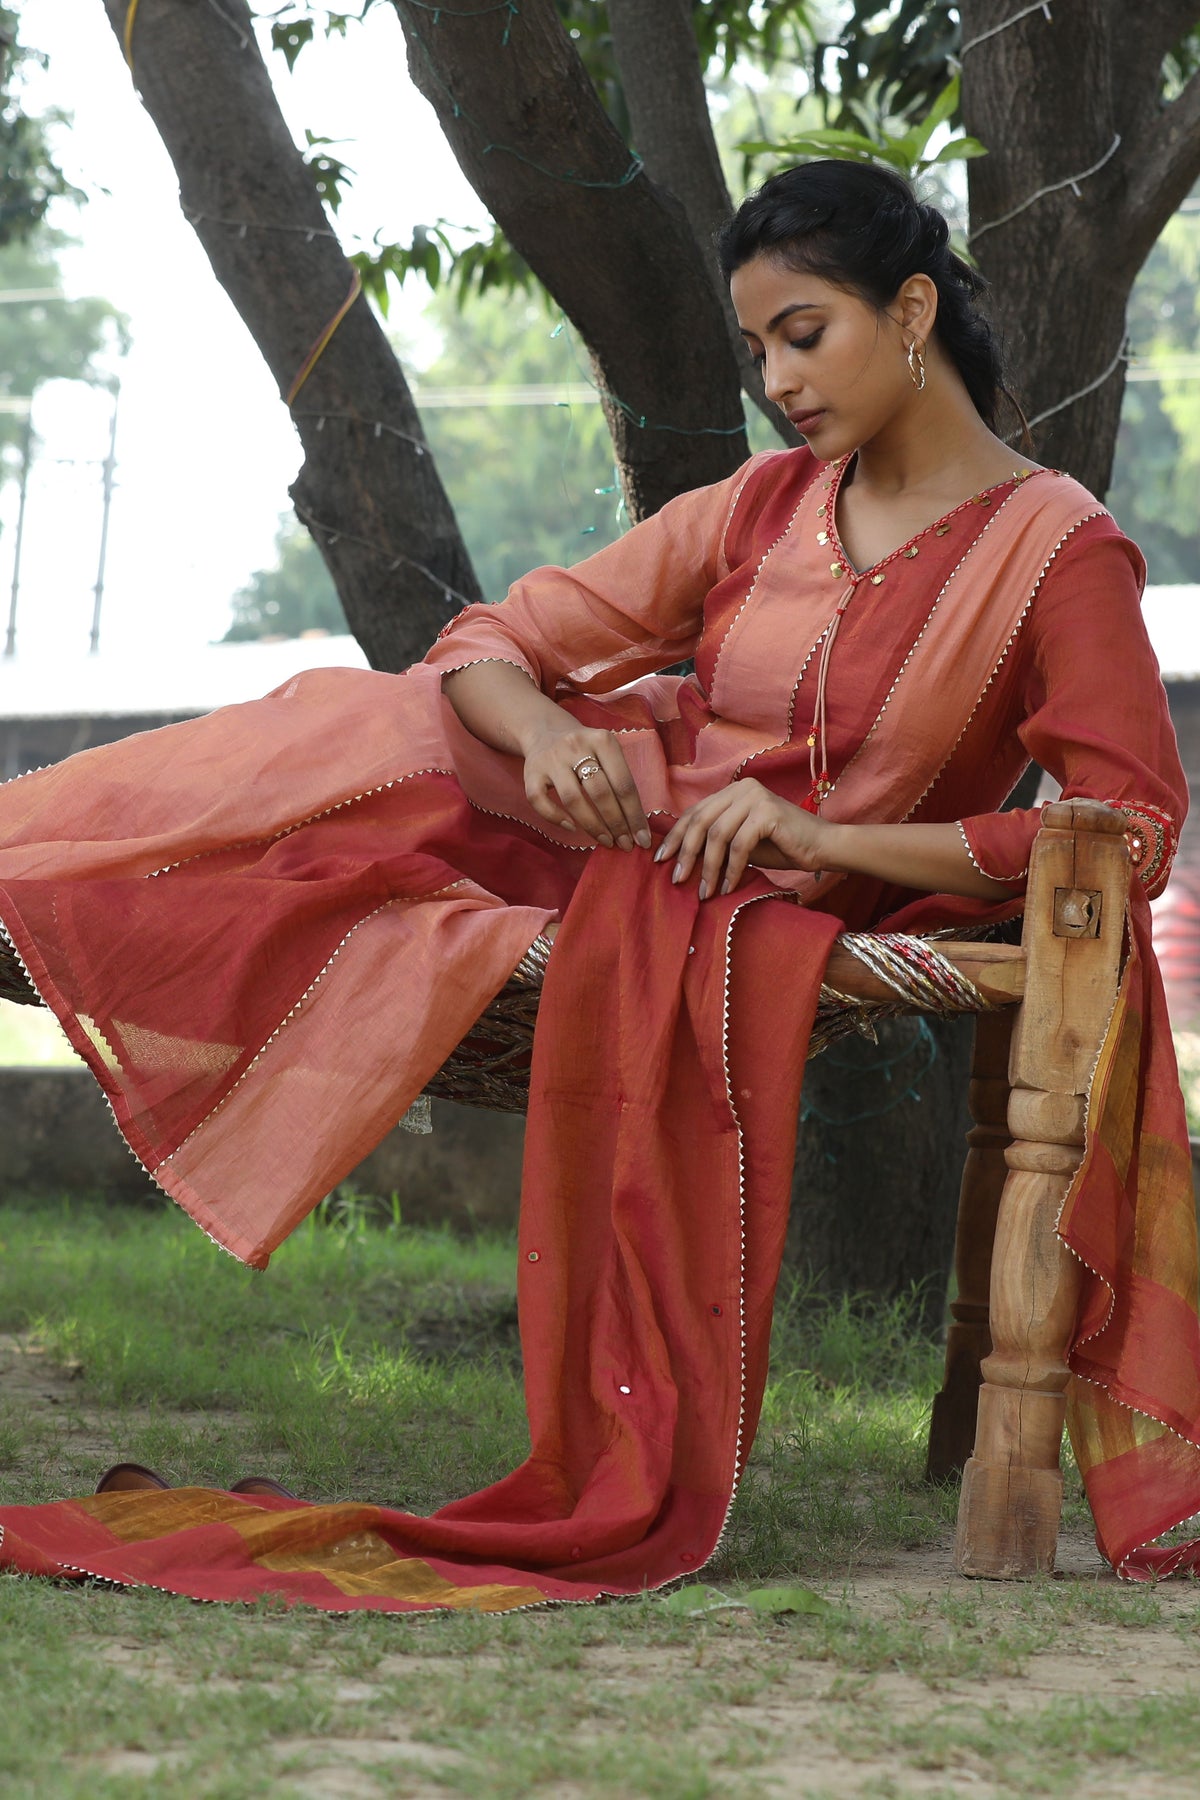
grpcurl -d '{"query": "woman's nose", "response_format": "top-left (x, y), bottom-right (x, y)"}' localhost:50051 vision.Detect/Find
top-left (761, 358), bottom-right (791, 408)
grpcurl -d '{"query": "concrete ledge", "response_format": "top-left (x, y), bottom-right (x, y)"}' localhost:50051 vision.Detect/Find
top-left (0, 1067), bottom-right (523, 1233)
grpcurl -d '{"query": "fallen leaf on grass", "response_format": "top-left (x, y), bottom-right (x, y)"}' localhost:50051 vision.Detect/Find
top-left (659, 1583), bottom-right (832, 1618)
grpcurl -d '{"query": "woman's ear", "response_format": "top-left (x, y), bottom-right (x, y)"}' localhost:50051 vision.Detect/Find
top-left (897, 273), bottom-right (938, 344)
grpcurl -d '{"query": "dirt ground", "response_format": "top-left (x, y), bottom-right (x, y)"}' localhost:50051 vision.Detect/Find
top-left (7, 1332), bottom-right (1200, 1800)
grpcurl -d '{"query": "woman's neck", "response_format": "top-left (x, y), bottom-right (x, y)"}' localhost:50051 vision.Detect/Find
top-left (848, 369), bottom-right (1037, 502)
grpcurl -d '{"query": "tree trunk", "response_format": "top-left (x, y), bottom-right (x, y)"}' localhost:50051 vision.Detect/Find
top-left (961, 0), bottom-right (1200, 495)
top-left (390, 0), bottom-right (749, 521)
top-left (100, 0), bottom-right (481, 673)
top-left (605, 0), bottom-right (800, 448)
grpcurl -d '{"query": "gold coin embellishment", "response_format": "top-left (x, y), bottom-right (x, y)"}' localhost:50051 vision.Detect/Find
top-left (871, 573), bottom-right (885, 586)
top-left (830, 561), bottom-right (845, 577)
top-left (903, 545), bottom-right (919, 558)
top-left (816, 502), bottom-right (826, 516)
top-left (977, 494), bottom-right (993, 505)
top-left (816, 531), bottom-right (829, 545)
top-left (936, 524), bottom-right (952, 536)
top-left (806, 733), bottom-right (817, 748)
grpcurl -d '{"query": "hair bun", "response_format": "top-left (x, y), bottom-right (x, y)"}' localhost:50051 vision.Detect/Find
top-left (916, 202), bottom-right (950, 258)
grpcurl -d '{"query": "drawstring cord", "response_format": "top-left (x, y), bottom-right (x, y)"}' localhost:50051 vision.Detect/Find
top-left (807, 579), bottom-right (859, 810)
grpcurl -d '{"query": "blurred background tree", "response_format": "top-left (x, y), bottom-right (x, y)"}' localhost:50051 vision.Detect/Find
top-left (0, 6), bottom-right (124, 474)
top-left (1109, 190), bottom-right (1200, 584)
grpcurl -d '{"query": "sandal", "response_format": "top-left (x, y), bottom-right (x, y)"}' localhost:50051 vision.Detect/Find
top-left (230, 1475), bottom-right (299, 1500)
top-left (95, 1461), bottom-right (171, 1494)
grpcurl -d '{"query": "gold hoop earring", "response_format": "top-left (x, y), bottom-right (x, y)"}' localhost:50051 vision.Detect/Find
top-left (907, 339), bottom-right (927, 391)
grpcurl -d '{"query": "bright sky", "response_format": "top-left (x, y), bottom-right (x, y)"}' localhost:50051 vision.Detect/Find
top-left (2, 0), bottom-right (490, 673)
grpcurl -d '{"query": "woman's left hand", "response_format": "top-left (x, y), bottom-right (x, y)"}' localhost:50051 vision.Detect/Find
top-left (655, 779), bottom-right (830, 898)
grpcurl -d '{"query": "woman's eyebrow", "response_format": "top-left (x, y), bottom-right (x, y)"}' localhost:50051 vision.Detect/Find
top-left (767, 301), bottom-right (821, 332)
top-left (738, 301), bottom-right (821, 341)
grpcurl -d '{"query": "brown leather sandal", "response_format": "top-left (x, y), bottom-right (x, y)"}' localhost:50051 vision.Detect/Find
top-left (229, 1475), bottom-right (299, 1500)
top-left (95, 1462), bottom-right (171, 1494)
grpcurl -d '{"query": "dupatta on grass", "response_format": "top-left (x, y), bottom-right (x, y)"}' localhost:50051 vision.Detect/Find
top-left (0, 459), bottom-right (1197, 1604)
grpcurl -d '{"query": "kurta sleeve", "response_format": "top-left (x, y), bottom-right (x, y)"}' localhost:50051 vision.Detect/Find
top-left (421, 451), bottom-right (781, 697)
top-left (960, 519), bottom-right (1187, 899)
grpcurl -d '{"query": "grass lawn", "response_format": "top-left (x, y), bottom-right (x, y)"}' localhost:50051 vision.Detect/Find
top-left (2, 1191), bottom-right (1200, 1800)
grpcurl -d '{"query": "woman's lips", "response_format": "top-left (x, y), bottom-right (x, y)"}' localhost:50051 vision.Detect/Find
top-left (789, 409), bottom-right (827, 435)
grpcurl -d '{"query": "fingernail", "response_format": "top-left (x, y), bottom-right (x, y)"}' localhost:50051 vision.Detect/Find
top-left (698, 880), bottom-right (708, 901)
top-left (654, 845), bottom-right (668, 863)
top-left (720, 879), bottom-right (730, 895)
top-left (598, 833), bottom-right (613, 848)
top-left (617, 834), bottom-right (633, 852)
top-left (636, 830), bottom-right (652, 850)
top-left (672, 863), bottom-right (683, 885)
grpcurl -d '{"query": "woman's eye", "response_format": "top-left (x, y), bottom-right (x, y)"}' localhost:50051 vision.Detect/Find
top-left (790, 329), bottom-right (824, 352)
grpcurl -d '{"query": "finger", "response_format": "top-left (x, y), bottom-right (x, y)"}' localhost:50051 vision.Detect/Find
top-left (671, 809), bottom-right (724, 885)
top-left (719, 819), bottom-right (766, 896)
top-left (594, 743), bottom-right (652, 848)
top-left (571, 760), bottom-right (631, 846)
top-left (526, 782), bottom-right (578, 833)
top-left (657, 795), bottom-right (728, 872)
top-left (700, 812), bottom-right (745, 900)
top-left (553, 769), bottom-right (620, 847)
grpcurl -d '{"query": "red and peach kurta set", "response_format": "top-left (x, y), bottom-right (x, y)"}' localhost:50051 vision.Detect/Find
top-left (0, 446), bottom-right (1193, 1606)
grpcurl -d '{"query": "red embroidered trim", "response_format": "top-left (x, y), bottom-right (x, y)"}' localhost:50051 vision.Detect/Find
top-left (1102, 798), bottom-right (1177, 894)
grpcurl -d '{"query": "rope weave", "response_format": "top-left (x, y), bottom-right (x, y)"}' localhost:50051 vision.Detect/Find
top-left (0, 929), bottom-right (1002, 1112)
top-left (831, 932), bottom-right (994, 1014)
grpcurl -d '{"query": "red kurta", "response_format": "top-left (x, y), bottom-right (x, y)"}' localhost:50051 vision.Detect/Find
top-left (0, 447), bottom-right (1193, 1604)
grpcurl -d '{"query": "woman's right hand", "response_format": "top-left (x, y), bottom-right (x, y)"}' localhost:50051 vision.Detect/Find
top-left (521, 717), bottom-right (651, 850)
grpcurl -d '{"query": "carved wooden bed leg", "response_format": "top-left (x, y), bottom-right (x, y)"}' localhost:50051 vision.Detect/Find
top-left (954, 799), bottom-right (1129, 1577)
top-left (925, 1007), bottom-right (1013, 1483)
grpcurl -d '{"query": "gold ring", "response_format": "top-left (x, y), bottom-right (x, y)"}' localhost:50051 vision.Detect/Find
top-left (572, 756), bottom-right (602, 781)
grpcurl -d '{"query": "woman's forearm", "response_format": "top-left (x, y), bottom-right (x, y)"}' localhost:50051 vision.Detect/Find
top-left (442, 660), bottom-right (652, 848)
top-left (815, 820), bottom-right (1017, 902)
top-left (442, 661), bottom-right (573, 758)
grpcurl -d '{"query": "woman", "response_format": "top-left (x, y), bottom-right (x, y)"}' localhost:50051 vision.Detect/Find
top-left (0, 163), bottom-right (1194, 1607)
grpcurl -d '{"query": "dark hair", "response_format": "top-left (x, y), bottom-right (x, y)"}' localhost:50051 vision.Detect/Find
top-left (717, 161), bottom-right (1016, 432)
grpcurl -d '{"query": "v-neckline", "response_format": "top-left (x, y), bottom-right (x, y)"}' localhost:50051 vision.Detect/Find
top-left (827, 455), bottom-right (1044, 578)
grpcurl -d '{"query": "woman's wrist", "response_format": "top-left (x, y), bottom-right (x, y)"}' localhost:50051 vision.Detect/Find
top-left (813, 819), bottom-right (851, 872)
top-left (514, 703), bottom-right (578, 762)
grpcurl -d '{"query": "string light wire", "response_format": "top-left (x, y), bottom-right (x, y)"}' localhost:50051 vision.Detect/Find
top-left (969, 132), bottom-right (1122, 243)
top-left (956, 0), bottom-right (1053, 61)
top-left (293, 504), bottom-right (476, 607)
top-left (290, 409), bottom-right (429, 454)
top-left (183, 209), bottom-right (339, 244)
top-left (1019, 341), bottom-right (1129, 434)
top-left (400, 13), bottom-right (645, 191)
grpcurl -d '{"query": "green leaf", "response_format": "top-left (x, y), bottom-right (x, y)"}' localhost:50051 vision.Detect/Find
top-left (910, 72), bottom-right (961, 158)
top-left (737, 132), bottom-right (883, 167)
top-left (924, 135), bottom-right (989, 167)
top-left (657, 1585), bottom-right (737, 1616)
top-left (270, 18), bottom-right (314, 72)
top-left (743, 1585), bottom-right (832, 1616)
top-left (658, 1582), bottom-right (832, 1618)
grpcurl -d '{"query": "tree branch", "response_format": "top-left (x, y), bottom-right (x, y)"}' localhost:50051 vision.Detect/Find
top-left (99, 0), bottom-right (481, 671)
top-left (1122, 64), bottom-right (1200, 256)
top-left (391, 0), bottom-right (749, 521)
top-left (605, 0), bottom-right (798, 447)
top-left (1136, 0), bottom-right (1200, 59)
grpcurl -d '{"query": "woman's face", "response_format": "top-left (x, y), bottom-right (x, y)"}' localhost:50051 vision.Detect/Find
top-left (730, 255), bottom-right (919, 460)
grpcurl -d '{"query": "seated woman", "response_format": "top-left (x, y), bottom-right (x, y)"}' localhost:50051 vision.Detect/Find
top-left (0, 161), bottom-right (1193, 1610)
